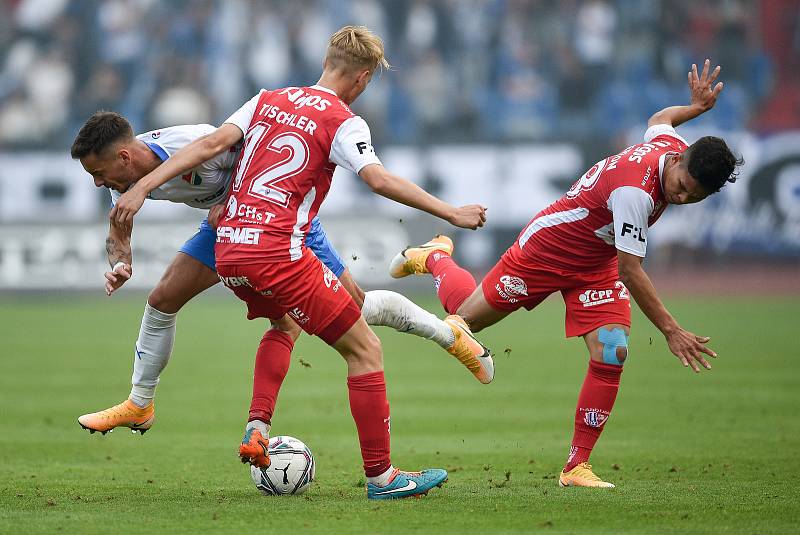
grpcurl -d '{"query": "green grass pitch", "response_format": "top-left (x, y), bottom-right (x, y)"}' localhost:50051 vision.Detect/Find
top-left (1, 292), bottom-right (798, 534)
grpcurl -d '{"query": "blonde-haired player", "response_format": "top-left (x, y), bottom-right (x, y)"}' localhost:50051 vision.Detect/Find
top-left (109, 26), bottom-right (489, 500)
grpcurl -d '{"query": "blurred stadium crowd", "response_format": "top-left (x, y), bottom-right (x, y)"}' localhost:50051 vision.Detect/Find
top-left (0, 0), bottom-right (796, 150)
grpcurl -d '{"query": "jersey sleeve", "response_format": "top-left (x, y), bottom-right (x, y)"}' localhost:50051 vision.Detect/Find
top-left (643, 123), bottom-right (688, 145)
top-left (109, 188), bottom-right (121, 208)
top-left (329, 116), bottom-right (382, 174)
top-left (223, 92), bottom-right (261, 135)
top-left (609, 186), bottom-right (654, 257)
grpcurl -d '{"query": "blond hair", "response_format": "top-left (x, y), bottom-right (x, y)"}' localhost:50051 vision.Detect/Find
top-left (326, 25), bottom-right (390, 74)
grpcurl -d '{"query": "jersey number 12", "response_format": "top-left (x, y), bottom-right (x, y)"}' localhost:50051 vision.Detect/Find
top-left (232, 122), bottom-right (310, 208)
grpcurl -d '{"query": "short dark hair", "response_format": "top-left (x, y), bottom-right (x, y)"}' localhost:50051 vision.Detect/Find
top-left (70, 111), bottom-right (134, 159)
top-left (685, 136), bottom-right (743, 194)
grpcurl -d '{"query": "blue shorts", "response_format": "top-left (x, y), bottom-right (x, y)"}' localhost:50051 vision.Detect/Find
top-left (178, 216), bottom-right (347, 277)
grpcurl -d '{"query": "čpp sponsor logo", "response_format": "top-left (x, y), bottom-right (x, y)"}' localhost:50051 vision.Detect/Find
top-left (578, 289), bottom-right (615, 307)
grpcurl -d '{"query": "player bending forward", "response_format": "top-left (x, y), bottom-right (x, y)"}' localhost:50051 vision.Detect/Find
top-left (108, 26), bottom-right (489, 500)
top-left (72, 112), bottom-right (493, 443)
top-left (391, 60), bottom-right (742, 488)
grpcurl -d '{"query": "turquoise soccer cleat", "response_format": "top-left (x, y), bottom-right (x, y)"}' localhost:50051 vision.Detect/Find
top-left (367, 468), bottom-right (448, 500)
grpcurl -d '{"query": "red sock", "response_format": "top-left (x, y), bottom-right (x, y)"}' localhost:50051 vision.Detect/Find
top-left (564, 359), bottom-right (623, 472)
top-left (347, 371), bottom-right (392, 477)
top-left (248, 329), bottom-right (293, 424)
top-left (425, 252), bottom-right (477, 314)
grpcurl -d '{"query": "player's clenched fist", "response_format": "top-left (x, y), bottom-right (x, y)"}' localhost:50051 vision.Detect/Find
top-left (104, 263), bottom-right (132, 296)
top-left (449, 204), bottom-right (488, 230)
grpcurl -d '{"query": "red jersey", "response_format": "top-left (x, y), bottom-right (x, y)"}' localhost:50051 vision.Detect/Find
top-left (215, 85), bottom-right (381, 265)
top-left (507, 124), bottom-right (689, 272)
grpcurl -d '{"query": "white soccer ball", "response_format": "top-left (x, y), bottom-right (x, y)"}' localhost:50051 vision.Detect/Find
top-left (250, 435), bottom-right (315, 495)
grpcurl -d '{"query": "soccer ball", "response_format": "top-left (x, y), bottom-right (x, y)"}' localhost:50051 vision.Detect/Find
top-left (250, 436), bottom-right (315, 495)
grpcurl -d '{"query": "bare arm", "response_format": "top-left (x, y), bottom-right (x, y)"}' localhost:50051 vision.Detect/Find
top-left (617, 250), bottom-right (716, 372)
top-left (647, 59), bottom-right (723, 128)
top-left (103, 219), bottom-right (133, 296)
top-left (110, 124), bottom-right (244, 226)
top-left (359, 164), bottom-right (487, 230)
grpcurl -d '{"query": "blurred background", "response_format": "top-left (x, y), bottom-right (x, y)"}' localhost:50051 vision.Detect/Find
top-left (0, 0), bottom-right (798, 292)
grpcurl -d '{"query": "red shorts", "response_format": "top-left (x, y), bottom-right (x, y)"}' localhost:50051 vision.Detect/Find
top-left (481, 252), bottom-right (631, 337)
top-left (216, 249), bottom-right (361, 345)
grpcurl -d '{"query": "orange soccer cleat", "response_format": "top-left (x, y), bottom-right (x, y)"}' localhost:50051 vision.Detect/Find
top-left (78, 399), bottom-right (154, 435)
top-left (558, 462), bottom-right (615, 488)
top-left (239, 428), bottom-right (271, 468)
top-left (443, 315), bottom-right (494, 384)
top-left (389, 235), bottom-right (454, 278)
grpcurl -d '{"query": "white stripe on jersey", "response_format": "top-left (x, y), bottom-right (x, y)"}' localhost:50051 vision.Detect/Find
top-left (111, 125), bottom-right (239, 209)
top-left (643, 123), bottom-right (688, 145)
top-left (518, 208), bottom-right (590, 249)
top-left (289, 187), bottom-right (317, 261)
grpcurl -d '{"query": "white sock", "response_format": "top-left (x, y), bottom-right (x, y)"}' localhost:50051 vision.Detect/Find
top-left (367, 465), bottom-right (396, 487)
top-left (129, 303), bottom-right (177, 408)
top-left (361, 290), bottom-right (455, 348)
top-left (246, 419), bottom-right (271, 437)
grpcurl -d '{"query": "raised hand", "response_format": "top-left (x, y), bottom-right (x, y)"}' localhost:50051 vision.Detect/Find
top-left (688, 59), bottom-right (723, 112)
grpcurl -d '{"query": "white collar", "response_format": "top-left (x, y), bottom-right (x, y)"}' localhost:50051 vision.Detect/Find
top-left (658, 152), bottom-right (675, 191)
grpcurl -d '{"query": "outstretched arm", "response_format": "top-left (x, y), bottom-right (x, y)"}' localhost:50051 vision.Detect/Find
top-left (110, 124), bottom-right (244, 226)
top-left (617, 251), bottom-right (716, 372)
top-left (648, 59), bottom-right (723, 128)
top-left (359, 164), bottom-right (487, 230)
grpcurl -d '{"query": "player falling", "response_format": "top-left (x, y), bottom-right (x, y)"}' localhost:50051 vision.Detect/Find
top-left (391, 59), bottom-right (742, 488)
top-left (103, 26), bottom-right (489, 500)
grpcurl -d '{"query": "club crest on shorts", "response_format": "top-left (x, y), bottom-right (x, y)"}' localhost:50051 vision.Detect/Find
top-left (582, 409), bottom-right (609, 428)
top-left (499, 275), bottom-right (528, 296)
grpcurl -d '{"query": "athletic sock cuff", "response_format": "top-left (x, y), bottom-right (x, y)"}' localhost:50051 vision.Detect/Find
top-left (425, 250), bottom-right (451, 273)
top-left (347, 371), bottom-right (386, 391)
top-left (261, 328), bottom-right (295, 350)
top-left (144, 303), bottom-right (177, 324)
top-left (588, 359), bottom-right (623, 383)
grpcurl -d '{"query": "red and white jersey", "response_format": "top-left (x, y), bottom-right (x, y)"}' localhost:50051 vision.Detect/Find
top-left (110, 125), bottom-right (240, 209)
top-left (509, 124), bottom-right (688, 272)
top-left (215, 85), bottom-right (381, 264)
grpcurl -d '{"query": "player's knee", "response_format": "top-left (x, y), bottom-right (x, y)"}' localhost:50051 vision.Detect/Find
top-left (147, 285), bottom-right (180, 314)
top-left (362, 329), bottom-right (382, 363)
top-left (348, 328), bottom-right (382, 369)
top-left (597, 327), bottom-right (629, 366)
top-left (270, 317), bottom-right (302, 341)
